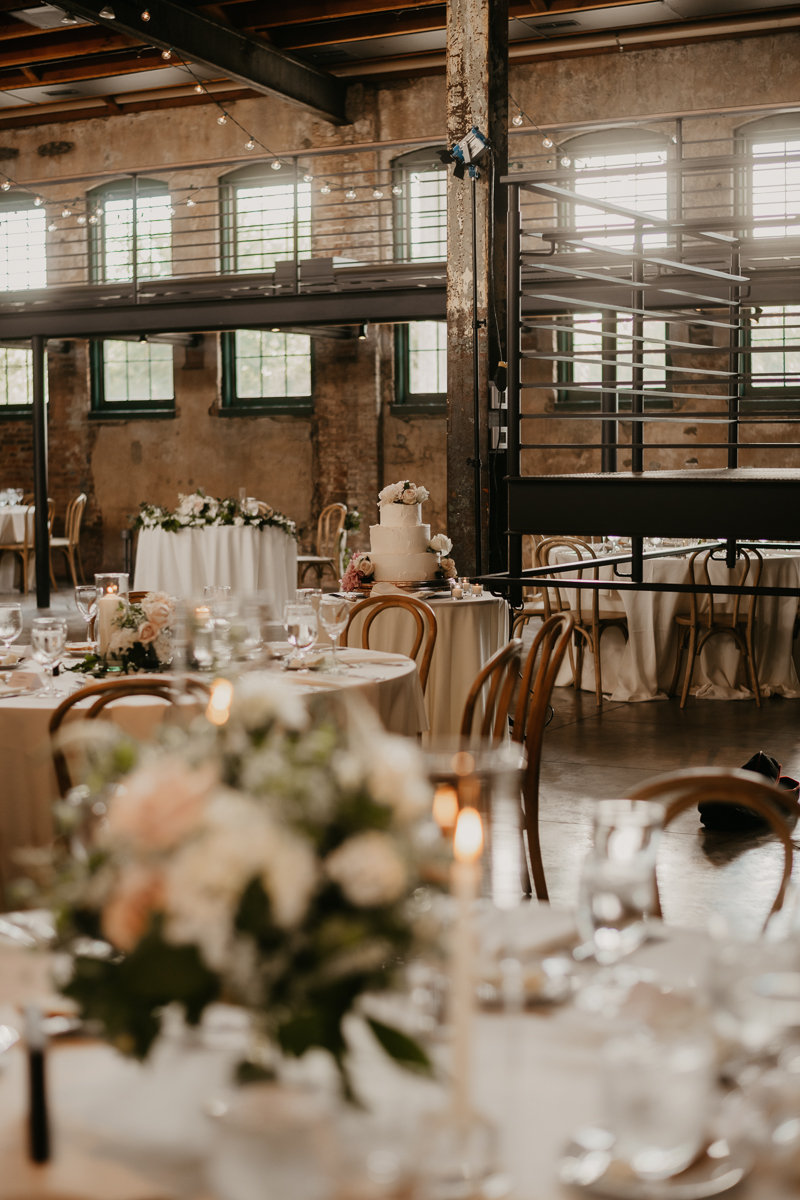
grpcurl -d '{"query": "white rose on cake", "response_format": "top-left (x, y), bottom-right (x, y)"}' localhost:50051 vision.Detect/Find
top-left (429, 534), bottom-right (452, 555)
top-left (378, 481), bottom-right (405, 508)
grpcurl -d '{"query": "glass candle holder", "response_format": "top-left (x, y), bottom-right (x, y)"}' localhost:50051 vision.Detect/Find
top-left (94, 573), bottom-right (129, 658)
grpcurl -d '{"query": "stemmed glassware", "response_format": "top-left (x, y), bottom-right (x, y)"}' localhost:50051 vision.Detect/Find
top-left (318, 596), bottom-right (350, 673)
top-left (283, 603), bottom-right (317, 665)
top-left (74, 585), bottom-right (99, 652)
top-left (0, 604), bottom-right (23, 657)
top-left (31, 617), bottom-right (68, 697)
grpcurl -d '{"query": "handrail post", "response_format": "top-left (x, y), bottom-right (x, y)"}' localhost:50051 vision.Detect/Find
top-left (506, 181), bottom-right (522, 606)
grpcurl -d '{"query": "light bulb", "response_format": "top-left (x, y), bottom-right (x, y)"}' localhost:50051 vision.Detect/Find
top-left (186, 197), bottom-right (196, 207)
top-left (167, 205), bottom-right (175, 216)
top-left (61, 207), bottom-right (71, 217)
top-left (244, 138), bottom-right (255, 150)
top-left (303, 173), bottom-right (313, 183)
top-left (194, 84), bottom-right (204, 94)
top-left (99, 4), bottom-right (115, 16)
top-left (77, 214), bottom-right (86, 225)
top-left (0, 181), bottom-right (9, 192)
top-left (88, 214), bottom-right (99, 225)
top-left (271, 159), bottom-right (282, 170)
top-left (560, 155), bottom-right (571, 167)
top-left (372, 188), bottom-right (384, 199)
top-left (512, 112), bottom-right (524, 126)
top-left (392, 184), bottom-right (402, 195)
top-left (47, 222), bottom-right (57, 232)
top-left (161, 48), bottom-right (172, 60)
top-left (217, 114), bottom-right (227, 125)
top-left (320, 183), bottom-right (331, 195)
top-left (345, 188), bottom-right (356, 199)
top-left (542, 136), bottom-right (554, 149)
top-left (141, 8), bottom-right (150, 19)
top-left (33, 196), bottom-right (43, 206)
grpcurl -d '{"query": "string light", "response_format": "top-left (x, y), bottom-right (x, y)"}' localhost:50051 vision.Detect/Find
top-left (186, 196), bottom-right (196, 207)
top-left (194, 83), bottom-right (204, 94)
top-left (61, 207), bottom-right (71, 217)
top-left (167, 205), bottom-right (176, 216)
top-left (303, 173), bottom-right (313, 183)
top-left (33, 197), bottom-right (43, 206)
top-left (141, 8), bottom-right (150, 19)
top-left (542, 136), bottom-right (554, 149)
top-left (244, 139), bottom-right (255, 150)
top-left (1, 181), bottom-right (9, 192)
top-left (88, 214), bottom-right (99, 225)
top-left (560, 155), bottom-right (572, 167)
top-left (320, 183), bottom-right (331, 195)
top-left (345, 188), bottom-right (356, 199)
top-left (217, 114), bottom-right (227, 125)
top-left (48, 222), bottom-right (57, 232)
top-left (372, 188), bottom-right (384, 199)
top-left (161, 48), bottom-right (172, 60)
top-left (270, 159), bottom-right (282, 170)
top-left (512, 111), bottom-right (524, 126)
top-left (392, 184), bottom-right (403, 196)
top-left (77, 214), bottom-right (86, 225)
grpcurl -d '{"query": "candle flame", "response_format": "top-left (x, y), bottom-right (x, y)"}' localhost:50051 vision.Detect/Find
top-left (432, 784), bottom-right (459, 834)
top-left (454, 807), bottom-right (483, 864)
top-left (207, 678), bottom-right (234, 725)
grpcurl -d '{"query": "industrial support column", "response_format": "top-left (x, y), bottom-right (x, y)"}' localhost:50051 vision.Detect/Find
top-left (446, 0), bottom-right (508, 576)
top-left (31, 334), bottom-right (49, 609)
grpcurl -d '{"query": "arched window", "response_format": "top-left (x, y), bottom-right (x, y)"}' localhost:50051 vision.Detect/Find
top-left (220, 163), bottom-right (311, 273)
top-left (88, 177), bottom-right (172, 283)
top-left (0, 191), bottom-right (46, 291)
top-left (737, 113), bottom-right (800, 239)
top-left (391, 146), bottom-right (447, 263)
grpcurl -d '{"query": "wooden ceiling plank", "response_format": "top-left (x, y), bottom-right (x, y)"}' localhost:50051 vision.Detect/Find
top-left (273, 5), bottom-right (446, 48)
top-left (201, 0), bottom-right (445, 30)
top-left (0, 50), bottom-right (168, 90)
top-left (0, 28), bottom-right (140, 69)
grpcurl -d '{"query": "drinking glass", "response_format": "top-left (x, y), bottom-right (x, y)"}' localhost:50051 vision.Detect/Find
top-left (283, 603), bottom-right (317, 664)
top-left (0, 604), bottom-right (22, 655)
top-left (577, 800), bottom-right (665, 964)
top-left (74, 585), bottom-right (99, 651)
top-left (204, 585), bottom-right (232, 602)
top-left (318, 595), bottom-right (350, 672)
top-left (31, 617), bottom-right (68, 697)
top-left (296, 587), bottom-right (322, 617)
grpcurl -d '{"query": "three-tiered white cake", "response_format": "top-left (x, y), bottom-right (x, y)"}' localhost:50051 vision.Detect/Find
top-left (366, 480), bottom-right (452, 583)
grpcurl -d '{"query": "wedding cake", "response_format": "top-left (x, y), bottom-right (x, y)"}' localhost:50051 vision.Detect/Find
top-left (368, 480), bottom-right (453, 583)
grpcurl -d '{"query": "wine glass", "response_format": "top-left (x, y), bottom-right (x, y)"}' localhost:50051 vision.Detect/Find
top-left (31, 617), bottom-right (68, 697)
top-left (0, 604), bottom-right (22, 658)
top-left (283, 603), bottom-right (317, 665)
top-left (74, 585), bottom-right (98, 652)
top-left (319, 596), bottom-right (350, 673)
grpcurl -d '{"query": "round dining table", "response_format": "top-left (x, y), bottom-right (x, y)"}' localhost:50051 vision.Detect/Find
top-left (0, 505), bottom-right (32, 593)
top-left (134, 525), bottom-right (297, 613)
top-left (0, 650), bottom-right (426, 897)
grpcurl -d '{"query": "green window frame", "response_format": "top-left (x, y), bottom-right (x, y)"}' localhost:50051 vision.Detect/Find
top-left (391, 146), bottom-right (448, 263)
top-left (220, 330), bottom-right (313, 416)
top-left (220, 163), bottom-right (311, 274)
top-left (0, 345), bottom-right (47, 418)
top-left (394, 321), bottom-right (447, 414)
top-left (87, 177), bottom-right (172, 284)
top-left (741, 305), bottom-right (800, 406)
top-left (90, 338), bottom-right (175, 418)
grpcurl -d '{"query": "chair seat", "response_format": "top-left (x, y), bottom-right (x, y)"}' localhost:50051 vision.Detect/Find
top-left (0, 542), bottom-right (23, 551)
top-left (50, 537), bottom-right (70, 548)
top-left (297, 554), bottom-right (335, 564)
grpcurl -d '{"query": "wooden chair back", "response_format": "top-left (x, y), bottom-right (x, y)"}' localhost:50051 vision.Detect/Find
top-left (535, 536), bottom-right (599, 627)
top-left (512, 612), bottom-right (576, 900)
top-left (17, 501), bottom-right (52, 550)
top-left (343, 594), bottom-right (437, 692)
top-left (128, 591), bottom-right (148, 604)
top-left (65, 493), bottom-right (87, 547)
top-left (460, 638), bottom-right (523, 744)
top-left (688, 546), bottom-right (762, 632)
top-left (627, 767), bottom-right (793, 927)
top-left (49, 677), bottom-right (177, 796)
top-left (316, 503), bottom-right (347, 562)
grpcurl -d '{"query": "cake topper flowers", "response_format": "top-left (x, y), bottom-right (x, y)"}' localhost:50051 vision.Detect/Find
top-left (378, 480), bottom-right (430, 509)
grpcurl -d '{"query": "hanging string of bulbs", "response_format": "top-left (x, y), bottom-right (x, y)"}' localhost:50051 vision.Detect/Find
top-left (508, 92), bottom-right (572, 167)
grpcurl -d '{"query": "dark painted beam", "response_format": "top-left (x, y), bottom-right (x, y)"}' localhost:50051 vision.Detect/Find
top-left (63, 0), bottom-right (347, 123)
top-left (31, 334), bottom-right (49, 610)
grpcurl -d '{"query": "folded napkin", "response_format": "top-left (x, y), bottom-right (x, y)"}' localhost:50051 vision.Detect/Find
top-left (284, 651), bottom-right (327, 671)
top-left (699, 751), bottom-right (800, 833)
top-left (0, 649), bottom-right (25, 668)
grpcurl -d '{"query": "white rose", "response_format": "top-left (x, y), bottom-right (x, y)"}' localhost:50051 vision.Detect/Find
top-left (192, 496), bottom-right (206, 515)
top-left (440, 556), bottom-right (457, 579)
top-left (233, 516), bottom-right (245, 527)
top-left (378, 481), bottom-right (404, 509)
top-left (230, 674), bottom-right (309, 733)
top-left (401, 488), bottom-right (417, 505)
top-left (415, 486), bottom-right (430, 505)
top-left (429, 534), bottom-right (452, 555)
top-left (325, 831), bottom-right (408, 908)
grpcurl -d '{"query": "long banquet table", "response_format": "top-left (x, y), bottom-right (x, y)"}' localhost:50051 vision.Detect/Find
top-left (550, 548), bottom-right (800, 702)
top-left (134, 525), bottom-right (297, 612)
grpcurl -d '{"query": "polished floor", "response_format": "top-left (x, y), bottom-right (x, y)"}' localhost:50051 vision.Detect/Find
top-left (540, 684), bottom-right (800, 937)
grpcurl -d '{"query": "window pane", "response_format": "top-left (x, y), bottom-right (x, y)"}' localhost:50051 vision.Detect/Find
top-left (234, 330), bottom-right (311, 399)
top-left (573, 150), bottom-right (668, 249)
top-left (99, 194), bottom-right (172, 282)
top-left (749, 306), bottom-right (800, 388)
top-left (102, 341), bottom-right (174, 402)
top-left (617, 318), bottom-right (668, 389)
top-left (0, 347), bottom-right (45, 406)
top-left (408, 169), bottom-right (447, 261)
top-left (752, 139), bottom-right (800, 238)
top-left (0, 208), bottom-right (47, 290)
top-left (409, 321), bottom-right (447, 393)
top-left (233, 182), bottom-right (311, 272)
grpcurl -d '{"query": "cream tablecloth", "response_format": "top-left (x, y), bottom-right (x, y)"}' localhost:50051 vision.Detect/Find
top-left (134, 526), bottom-right (296, 612)
top-left (344, 594), bottom-right (509, 738)
top-left (548, 550), bottom-right (800, 702)
top-left (0, 506), bottom-right (32, 593)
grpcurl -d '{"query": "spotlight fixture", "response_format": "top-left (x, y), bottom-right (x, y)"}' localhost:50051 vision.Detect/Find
top-left (48, 222), bottom-right (57, 232)
top-left (358, 324), bottom-right (368, 340)
top-left (345, 188), bottom-right (356, 199)
top-left (320, 183), bottom-right (331, 195)
top-left (61, 208), bottom-right (72, 217)
top-left (161, 48), bottom-right (172, 60)
top-left (560, 155), bottom-right (571, 167)
top-left (303, 173), bottom-right (313, 183)
top-left (77, 214), bottom-right (86, 225)
top-left (512, 112), bottom-right (524, 126)
top-left (141, 8), bottom-right (150, 19)
top-left (194, 84), bottom-right (204, 94)
top-left (372, 188), bottom-right (383, 199)
top-left (542, 136), bottom-right (554, 149)
top-left (392, 184), bottom-right (402, 196)
top-left (0, 181), bottom-right (9, 192)
top-left (271, 159), bottom-right (282, 170)
top-left (61, 11), bottom-right (78, 22)
top-left (99, 4), bottom-right (115, 16)
top-left (217, 114), bottom-right (227, 125)
top-left (33, 196), bottom-right (43, 206)
top-left (244, 139), bottom-right (255, 150)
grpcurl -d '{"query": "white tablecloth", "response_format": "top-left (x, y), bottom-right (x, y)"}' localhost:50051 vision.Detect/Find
top-left (0, 506), bottom-right (32, 592)
top-left (344, 594), bottom-right (509, 738)
top-left (134, 526), bottom-right (297, 612)
top-left (548, 550), bottom-right (800, 702)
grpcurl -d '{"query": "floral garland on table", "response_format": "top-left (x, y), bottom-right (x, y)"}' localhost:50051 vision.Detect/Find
top-left (28, 679), bottom-right (442, 1096)
top-left (131, 490), bottom-right (297, 539)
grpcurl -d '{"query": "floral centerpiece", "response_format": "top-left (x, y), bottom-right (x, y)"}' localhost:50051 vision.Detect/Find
top-left (378, 481), bottom-right (430, 509)
top-left (341, 552), bottom-right (375, 593)
top-left (69, 591), bottom-right (176, 676)
top-left (132, 490), bottom-right (297, 539)
top-left (33, 680), bottom-right (438, 1095)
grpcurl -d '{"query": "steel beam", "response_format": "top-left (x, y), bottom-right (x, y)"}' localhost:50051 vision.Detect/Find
top-left (31, 334), bottom-right (49, 610)
top-left (64, 1), bottom-right (347, 123)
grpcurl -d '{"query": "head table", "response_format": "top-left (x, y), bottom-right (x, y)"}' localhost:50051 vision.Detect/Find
top-left (134, 525), bottom-right (297, 617)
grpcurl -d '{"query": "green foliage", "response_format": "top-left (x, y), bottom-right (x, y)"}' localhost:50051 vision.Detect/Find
top-left (367, 1018), bottom-right (433, 1075)
top-left (131, 492), bottom-right (297, 539)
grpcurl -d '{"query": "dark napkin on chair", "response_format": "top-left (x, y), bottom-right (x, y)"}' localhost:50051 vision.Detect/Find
top-left (698, 751), bottom-right (800, 833)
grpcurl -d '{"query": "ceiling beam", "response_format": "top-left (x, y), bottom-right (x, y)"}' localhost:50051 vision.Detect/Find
top-left (0, 49), bottom-right (168, 90)
top-left (0, 84), bottom-right (257, 128)
top-left (0, 26), bottom-right (137, 68)
top-left (62, 1), bottom-right (347, 122)
top-left (274, 6), bottom-right (447, 49)
top-left (203, 0), bottom-right (445, 30)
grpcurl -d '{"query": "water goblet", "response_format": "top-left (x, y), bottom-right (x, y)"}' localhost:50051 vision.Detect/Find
top-left (31, 617), bottom-right (68, 697)
top-left (283, 603), bottom-right (317, 665)
top-left (74, 585), bottom-right (98, 651)
top-left (318, 595), bottom-right (350, 672)
top-left (0, 604), bottom-right (23, 657)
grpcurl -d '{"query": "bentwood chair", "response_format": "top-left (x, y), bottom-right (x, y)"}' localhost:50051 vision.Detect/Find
top-left (50, 493), bottom-right (87, 588)
top-left (49, 677), bottom-right (179, 796)
top-left (670, 546), bottom-right (763, 709)
top-left (297, 503), bottom-right (348, 587)
top-left (535, 536), bottom-right (628, 708)
top-left (627, 768), bottom-right (794, 928)
top-left (460, 638), bottom-right (524, 743)
top-left (128, 591), bottom-right (148, 604)
top-left (343, 594), bottom-right (438, 693)
top-left (512, 612), bottom-right (575, 900)
top-left (0, 499), bottom-right (55, 595)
